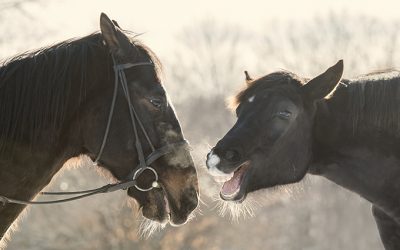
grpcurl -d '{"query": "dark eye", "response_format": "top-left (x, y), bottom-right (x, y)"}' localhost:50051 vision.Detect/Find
top-left (277, 110), bottom-right (292, 119)
top-left (149, 98), bottom-right (162, 109)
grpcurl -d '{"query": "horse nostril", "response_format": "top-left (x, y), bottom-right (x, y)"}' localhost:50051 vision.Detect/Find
top-left (224, 150), bottom-right (240, 162)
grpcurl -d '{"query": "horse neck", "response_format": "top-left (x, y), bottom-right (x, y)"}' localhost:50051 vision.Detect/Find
top-left (0, 50), bottom-right (111, 201)
top-left (0, 95), bottom-right (82, 243)
top-left (312, 82), bottom-right (400, 219)
top-left (0, 48), bottom-right (114, 241)
top-left (314, 78), bottom-right (400, 151)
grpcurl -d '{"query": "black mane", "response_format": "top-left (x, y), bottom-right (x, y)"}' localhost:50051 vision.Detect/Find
top-left (230, 71), bottom-right (304, 109)
top-left (0, 32), bottom-right (161, 153)
top-left (232, 69), bottom-right (400, 137)
top-left (331, 70), bottom-right (400, 136)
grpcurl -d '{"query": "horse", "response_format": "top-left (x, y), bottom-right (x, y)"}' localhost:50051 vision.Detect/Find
top-left (0, 13), bottom-right (199, 244)
top-left (206, 60), bottom-right (400, 249)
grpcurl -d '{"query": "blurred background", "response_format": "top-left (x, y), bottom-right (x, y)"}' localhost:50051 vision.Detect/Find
top-left (2, 0), bottom-right (400, 249)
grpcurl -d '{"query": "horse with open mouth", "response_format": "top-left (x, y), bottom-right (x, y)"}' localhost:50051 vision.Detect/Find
top-left (0, 13), bottom-right (198, 243)
top-left (206, 60), bottom-right (400, 249)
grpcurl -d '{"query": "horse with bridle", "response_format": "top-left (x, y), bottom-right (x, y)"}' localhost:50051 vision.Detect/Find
top-left (0, 13), bottom-right (198, 243)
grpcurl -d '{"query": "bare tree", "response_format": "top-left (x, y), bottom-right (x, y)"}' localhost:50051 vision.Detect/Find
top-left (166, 19), bottom-right (253, 102)
top-left (0, 0), bottom-right (49, 59)
top-left (256, 12), bottom-right (400, 78)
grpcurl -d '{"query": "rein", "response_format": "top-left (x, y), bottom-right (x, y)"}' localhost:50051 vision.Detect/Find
top-left (0, 56), bottom-right (188, 206)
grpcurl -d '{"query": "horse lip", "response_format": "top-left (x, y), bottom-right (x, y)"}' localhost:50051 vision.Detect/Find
top-left (220, 188), bottom-right (246, 203)
top-left (219, 161), bottom-right (251, 202)
top-left (233, 160), bottom-right (251, 174)
top-left (159, 183), bottom-right (189, 226)
top-left (220, 160), bottom-right (251, 176)
top-left (158, 183), bottom-right (172, 218)
top-left (163, 193), bottom-right (171, 215)
top-left (126, 184), bottom-right (171, 224)
top-left (220, 189), bottom-right (240, 200)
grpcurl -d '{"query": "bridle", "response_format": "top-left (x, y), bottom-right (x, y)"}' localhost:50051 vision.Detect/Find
top-left (0, 55), bottom-right (188, 206)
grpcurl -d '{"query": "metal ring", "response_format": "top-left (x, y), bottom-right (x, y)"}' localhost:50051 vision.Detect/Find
top-left (132, 167), bottom-right (159, 192)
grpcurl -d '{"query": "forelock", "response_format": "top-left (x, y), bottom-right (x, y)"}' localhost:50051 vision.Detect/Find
top-left (228, 71), bottom-right (304, 110)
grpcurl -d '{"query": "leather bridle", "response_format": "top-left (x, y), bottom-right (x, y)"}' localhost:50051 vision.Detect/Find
top-left (0, 55), bottom-right (188, 206)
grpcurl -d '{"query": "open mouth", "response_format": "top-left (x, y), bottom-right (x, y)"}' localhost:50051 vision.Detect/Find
top-left (214, 161), bottom-right (251, 201)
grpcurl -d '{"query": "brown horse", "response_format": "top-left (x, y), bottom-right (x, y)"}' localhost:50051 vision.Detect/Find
top-left (0, 13), bottom-right (198, 244)
top-left (207, 61), bottom-right (400, 249)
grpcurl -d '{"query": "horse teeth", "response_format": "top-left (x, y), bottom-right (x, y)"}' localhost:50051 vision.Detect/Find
top-left (213, 173), bottom-right (233, 183)
top-left (221, 188), bottom-right (240, 199)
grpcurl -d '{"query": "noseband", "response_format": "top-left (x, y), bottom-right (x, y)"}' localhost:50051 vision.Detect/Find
top-left (0, 55), bottom-right (188, 206)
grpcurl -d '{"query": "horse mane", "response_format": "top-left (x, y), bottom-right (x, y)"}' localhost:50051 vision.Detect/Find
top-left (228, 66), bottom-right (400, 137)
top-left (228, 71), bottom-right (304, 110)
top-left (338, 70), bottom-right (400, 135)
top-left (0, 31), bottom-right (162, 153)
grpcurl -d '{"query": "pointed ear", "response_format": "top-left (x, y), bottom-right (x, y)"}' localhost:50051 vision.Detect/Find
top-left (112, 20), bottom-right (121, 28)
top-left (301, 60), bottom-right (344, 100)
top-left (244, 70), bottom-right (253, 85)
top-left (99, 13), bottom-right (132, 57)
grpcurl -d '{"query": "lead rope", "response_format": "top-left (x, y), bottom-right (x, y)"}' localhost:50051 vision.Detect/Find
top-left (0, 181), bottom-right (139, 205)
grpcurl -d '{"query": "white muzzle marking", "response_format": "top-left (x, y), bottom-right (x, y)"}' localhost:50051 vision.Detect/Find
top-left (207, 151), bottom-right (234, 183)
top-left (207, 151), bottom-right (220, 168)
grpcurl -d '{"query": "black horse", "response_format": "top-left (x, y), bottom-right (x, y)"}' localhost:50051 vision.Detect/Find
top-left (0, 13), bottom-right (198, 243)
top-left (206, 60), bottom-right (400, 249)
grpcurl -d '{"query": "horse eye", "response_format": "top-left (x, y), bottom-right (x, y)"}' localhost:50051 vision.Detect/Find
top-left (277, 110), bottom-right (292, 118)
top-left (149, 98), bottom-right (162, 109)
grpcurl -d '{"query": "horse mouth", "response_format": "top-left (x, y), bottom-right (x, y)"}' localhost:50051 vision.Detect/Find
top-left (128, 163), bottom-right (198, 227)
top-left (218, 161), bottom-right (251, 202)
top-left (152, 184), bottom-right (174, 224)
top-left (159, 185), bottom-right (172, 223)
top-left (127, 184), bottom-right (170, 225)
top-left (163, 191), bottom-right (171, 218)
top-left (131, 182), bottom-right (194, 227)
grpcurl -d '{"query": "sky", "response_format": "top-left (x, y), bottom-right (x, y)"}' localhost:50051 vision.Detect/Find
top-left (2, 0), bottom-right (400, 59)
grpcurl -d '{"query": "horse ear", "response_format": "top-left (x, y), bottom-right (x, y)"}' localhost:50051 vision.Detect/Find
top-left (301, 60), bottom-right (344, 100)
top-left (112, 20), bottom-right (121, 28)
top-left (99, 13), bottom-right (132, 57)
top-left (244, 70), bottom-right (253, 85)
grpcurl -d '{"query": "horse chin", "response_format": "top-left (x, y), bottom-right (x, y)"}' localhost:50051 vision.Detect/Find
top-left (127, 187), bottom-right (170, 225)
top-left (163, 187), bottom-right (194, 227)
top-left (216, 177), bottom-right (295, 222)
top-left (128, 185), bottom-right (192, 229)
top-left (216, 187), bottom-right (258, 221)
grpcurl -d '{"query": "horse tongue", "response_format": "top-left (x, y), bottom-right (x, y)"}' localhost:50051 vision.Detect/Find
top-left (221, 166), bottom-right (247, 196)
